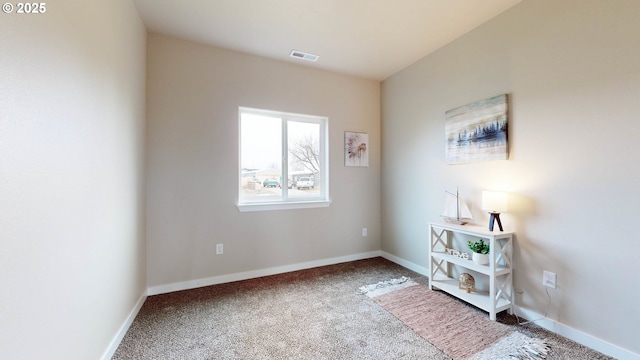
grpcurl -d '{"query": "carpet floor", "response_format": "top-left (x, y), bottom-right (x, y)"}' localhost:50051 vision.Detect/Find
top-left (113, 257), bottom-right (613, 359)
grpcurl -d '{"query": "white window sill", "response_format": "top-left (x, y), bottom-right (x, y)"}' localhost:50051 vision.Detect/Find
top-left (237, 200), bottom-right (331, 212)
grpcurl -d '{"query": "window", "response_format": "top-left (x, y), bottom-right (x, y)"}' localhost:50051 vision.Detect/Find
top-left (238, 107), bottom-right (330, 211)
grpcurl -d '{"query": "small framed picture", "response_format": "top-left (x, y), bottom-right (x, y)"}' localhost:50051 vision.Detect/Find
top-left (344, 131), bottom-right (369, 167)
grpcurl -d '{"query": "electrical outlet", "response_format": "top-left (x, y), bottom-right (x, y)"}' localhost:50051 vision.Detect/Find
top-left (543, 270), bottom-right (556, 289)
top-left (362, 228), bottom-right (368, 237)
top-left (216, 244), bottom-right (223, 255)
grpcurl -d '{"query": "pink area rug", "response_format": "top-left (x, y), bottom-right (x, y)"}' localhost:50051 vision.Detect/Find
top-left (364, 280), bottom-right (549, 360)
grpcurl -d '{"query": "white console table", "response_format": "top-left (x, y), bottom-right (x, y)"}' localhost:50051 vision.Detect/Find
top-left (428, 221), bottom-right (514, 320)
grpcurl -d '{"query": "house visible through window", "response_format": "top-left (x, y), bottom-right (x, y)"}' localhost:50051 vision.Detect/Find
top-left (238, 107), bottom-right (330, 211)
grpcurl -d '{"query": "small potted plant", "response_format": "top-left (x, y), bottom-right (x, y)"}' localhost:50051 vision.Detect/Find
top-left (468, 239), bottom-right (490, 265)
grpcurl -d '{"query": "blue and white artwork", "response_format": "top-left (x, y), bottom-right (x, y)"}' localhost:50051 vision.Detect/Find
top-left (445, 94), bottom-right (508, 164)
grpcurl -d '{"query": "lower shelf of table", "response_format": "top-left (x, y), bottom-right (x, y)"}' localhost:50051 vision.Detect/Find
top-left (429, 277), bottom-right (512, 315)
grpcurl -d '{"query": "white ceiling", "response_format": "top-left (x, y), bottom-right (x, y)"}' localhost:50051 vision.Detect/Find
top-left (133, 0), bottom-right (521, 80)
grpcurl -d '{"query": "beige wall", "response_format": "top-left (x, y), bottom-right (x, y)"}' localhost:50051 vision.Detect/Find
top-left (0, 1), bottom-right (147, 359)
top-left (146, 34), bottom-right (381, 288)
top-left (382, 0), bottom-right (640, 356)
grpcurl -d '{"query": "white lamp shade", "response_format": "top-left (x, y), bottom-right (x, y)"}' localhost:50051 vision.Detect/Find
top-left (482, 191), bottom-right (508, 213)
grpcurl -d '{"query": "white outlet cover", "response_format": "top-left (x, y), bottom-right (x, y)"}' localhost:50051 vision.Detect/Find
top-left (543, 271), bottom-right (556, 288)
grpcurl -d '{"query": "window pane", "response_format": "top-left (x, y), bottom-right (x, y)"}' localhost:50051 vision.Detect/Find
top-left (238, 107), bottom-right (329, 210)
top-left (288, 120), bottom-right (321, 199)
top-left (240, 113), bottom-right (282, 202)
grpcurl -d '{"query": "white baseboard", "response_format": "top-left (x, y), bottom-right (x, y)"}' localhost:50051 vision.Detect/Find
top-left (101, 291), bottom-right (147, 360)
top-left (514, 306), bottom-right (639, 360)
top-left (381, 251), bottom-right (429, 277)
top-left (147, 250), bottom-right (382, 296)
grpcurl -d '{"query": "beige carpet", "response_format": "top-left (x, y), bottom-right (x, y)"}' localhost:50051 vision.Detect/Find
top-left (113, 258), bottom-right (614, 359)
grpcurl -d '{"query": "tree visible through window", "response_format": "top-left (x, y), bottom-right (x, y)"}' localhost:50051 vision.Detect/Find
top-left (238, 107), bottom-right (329, 210)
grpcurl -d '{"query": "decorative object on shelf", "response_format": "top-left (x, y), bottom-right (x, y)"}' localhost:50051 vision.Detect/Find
top-left (472, 252), bottom-right (489, 265)
top-left (482, 190), bottom-right (508, 231)
top-left (445, 247), bottom-right (470, 260)
top-left (468, 239), bottom-right (490, 265)
top-left (344, 131), bottom-right (369, 167)
top-left (458, 273), bottom-right (476, 293)
top-left (445, 94), bottom-right (509, 164)
top-left (441, 187), bottom-right (472, 225)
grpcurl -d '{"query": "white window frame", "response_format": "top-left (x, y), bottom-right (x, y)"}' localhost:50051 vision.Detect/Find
top-left (237, 107), bottom-right (330, 212)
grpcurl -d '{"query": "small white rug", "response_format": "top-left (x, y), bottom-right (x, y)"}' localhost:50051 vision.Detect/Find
top-left (358, 276), bottom-right (418, 298)
top-left (470, 332), bottom-right (550, 360)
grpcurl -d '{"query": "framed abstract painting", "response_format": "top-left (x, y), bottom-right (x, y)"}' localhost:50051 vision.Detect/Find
top-left (445, 94), bottom-right (509, 164)
top-left (344, 131), bottom-right (369, 167)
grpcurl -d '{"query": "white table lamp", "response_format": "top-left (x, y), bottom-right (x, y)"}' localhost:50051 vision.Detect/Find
top-left (482, 191), bottom-right (508, 231)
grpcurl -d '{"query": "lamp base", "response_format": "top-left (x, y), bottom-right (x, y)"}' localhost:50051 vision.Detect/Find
top-left (488, 212), bottom-right (503, 232)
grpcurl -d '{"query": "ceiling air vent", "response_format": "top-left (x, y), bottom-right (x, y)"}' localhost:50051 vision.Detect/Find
top-left (289, 50), bottom-right (319, 62)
